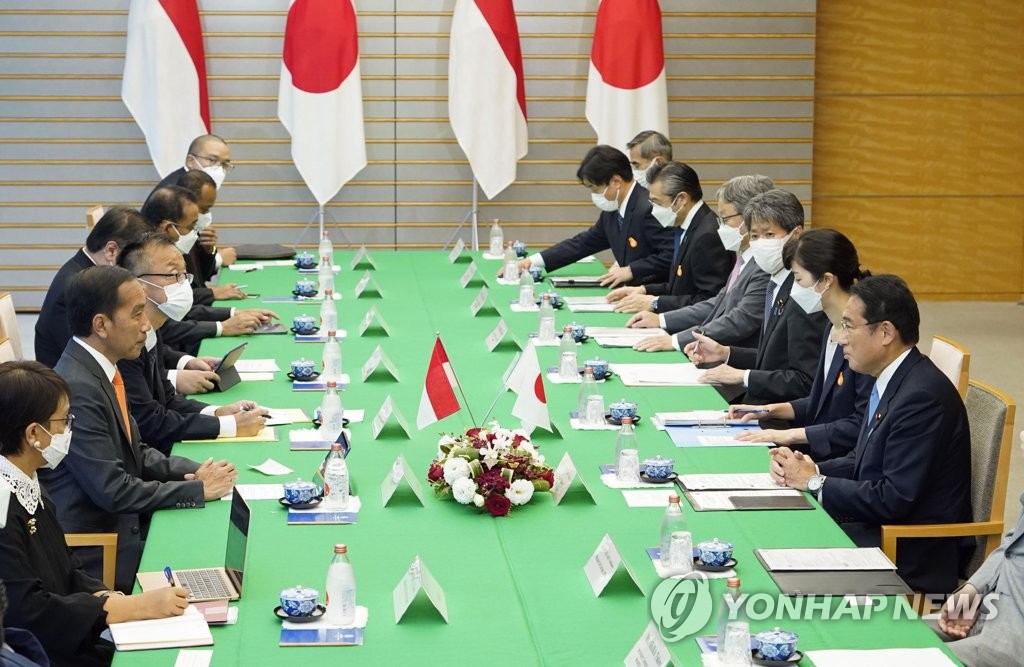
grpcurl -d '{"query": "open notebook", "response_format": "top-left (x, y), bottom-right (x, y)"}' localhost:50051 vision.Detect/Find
top-left (108, 606), bottom-right (212, 651)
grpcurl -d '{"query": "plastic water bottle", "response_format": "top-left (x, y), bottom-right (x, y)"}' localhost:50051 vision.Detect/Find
top-left (318, 260), bottom-right (335, 293)
top-left (578, 367), bottom-right (598, 419)
top-left (518, 270), bottom-right (535, 308)
top-left (318, 381), bottom-right (344, 440)
top-left (323, 442), bottom-right (350, 510)
top-left (319, 231), bottom-right (334, 263)
top-left (717, 578), bottom-right (743, 652)
top-left (489, 219), bottom-right (504, 256)
top-left (324, 544), bottom-right (356, 625)
top-left (537, 294), bottom-right (556, 342)
top-left (322, 330), bottom-right (342, 384)
top-left (503, 242), bottom-right (519, 281)
top-left (660, 494), bottom-right (687, 569)
top-left (320, 290), bottom-right (337, 332)
top-left (559, 325), bottom-right (578, 380)
top-left (614, 416), bottom-right (637, 469)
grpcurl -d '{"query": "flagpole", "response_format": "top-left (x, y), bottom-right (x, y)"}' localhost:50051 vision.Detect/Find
top-left (318, 205), bottom-right (324, 242)
top-left (443, 177), bottom-right (479, 250)
top-left (437, 332), bottom-right (477, 425)
top-left (470, 176), bottom-right (479, 251)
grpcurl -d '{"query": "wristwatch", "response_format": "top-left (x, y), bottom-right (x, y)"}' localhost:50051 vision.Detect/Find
top-left (652, 297), bottom-right (660, 312)
top-left (807, 474), bottom-right (826, 494)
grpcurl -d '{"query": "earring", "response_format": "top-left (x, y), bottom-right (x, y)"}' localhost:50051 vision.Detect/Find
top-left (33, 440), bottom-right (41, 449)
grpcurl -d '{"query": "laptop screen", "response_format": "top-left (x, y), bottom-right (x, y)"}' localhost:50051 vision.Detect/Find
top-left (224, 488), bottom-right (251, 596)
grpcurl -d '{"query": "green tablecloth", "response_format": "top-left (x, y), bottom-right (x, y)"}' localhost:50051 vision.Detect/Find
top-left (114, 251), bottom-right (958, 666)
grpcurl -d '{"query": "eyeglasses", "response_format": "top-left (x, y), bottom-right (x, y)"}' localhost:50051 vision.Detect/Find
top-left (138, 272), bottom-right (193, 285)
top-left (716, 212), bottom-right (743, 226)
top-left (189, 153), bottom-right (235, 173)
top-left (840, 319), bottom-right (881, 334)
top-left (48, 414), bottom-right (75, 428)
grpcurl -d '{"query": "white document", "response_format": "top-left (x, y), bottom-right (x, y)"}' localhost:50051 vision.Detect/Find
top-left (756, 547), bottom-right (897, 572)
top-left (594, 336), bottom-right (655, 348)
top-left (282, 605), bottom-right (368, 630)
top-left (224, 483), bottom-right (285, 501)
top-left (509, 303), bottom-right (539, 313)
top-left (289, 496), bottom-right (362, 515)
top-left (678, 473), bottom-right (781, 491)
top-left (495, 276), bottom-right (520, 286)
top-left (654, 411), bottom-right (748, 427)
top-left (697, 436), bottom-right (763, 447)
top-left (109, 606), bottom-right (212, 651)
top-left (805, 648), bottom-right (956, 667)
top-left (264, 408), bottom-right (309, 426)
top-left (600, 474), bottom-right (667, 490)
top-left (612, 363), bottom-right (705, 387)
top-left (569, 417), bottom-right (619, 431)
top-left (234, 359), bottom-right (280, 373)
top-left (228, 263), bottom-right (262, 272)
top-left (622, 489), bottom-right (676, 508)
top-left (238, 372), bottom-right (275, 382)
top-left (624, 621), bottom-right (674, 667)
top-left (248, 459), bottom-right (293, 476)
top-left (174, 649), bottom-right (213, 667)
top-left (588, 327), bottom-right (666, 338)
top-left (567, 302), bottom-right (616, 313)
top-left (687, 489), bottom-right (803, 511)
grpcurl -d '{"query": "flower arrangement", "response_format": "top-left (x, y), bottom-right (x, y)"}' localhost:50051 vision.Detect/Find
top-left (427, 424), bottom-right (554, 516)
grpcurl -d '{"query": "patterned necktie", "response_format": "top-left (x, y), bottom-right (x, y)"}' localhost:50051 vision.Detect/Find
top-left (725, 255), bottom-right (745, 292)
top-left (763, 280), bottom-right (777, 333)
top-left (112, 369), bottom-right (132, 432)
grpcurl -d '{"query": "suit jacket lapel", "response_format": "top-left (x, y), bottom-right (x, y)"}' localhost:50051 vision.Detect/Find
top-left (853, 349), bottom-right (921, 476)
top-left (70, 342), bottom-right (138, 462)
top-left (756, 274), bottom-right (792, 366)
top-left (814, 342), bottom-right (845, 421)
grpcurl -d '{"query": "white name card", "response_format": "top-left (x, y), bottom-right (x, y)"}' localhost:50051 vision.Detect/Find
top-left (459, 260), bottom-right (480, 288)
top-left (393, 556), bottom-right (449, 623)
top-left (583, 533), bottom-right (643, 597)
top-left (353, 270), bottom-right (381, 298)
top-left (350, 244), bottom-right (376, 270)
top-left (380, 454), bottom-right (425, 507)
top-left (371, 395), bottom-right (411, 440)
top-left (447, 238), bottom-right (466, 263)
top-left (552, 452), bottom-right (596, 505)
top-left (358, 305), bottom-right (392, 336)
top-left (624, 621), bottom-right (675, 667)
top-left (361, 345), bottom-right (400, 382)
top-left (470, 285), bottom-right (491, 316)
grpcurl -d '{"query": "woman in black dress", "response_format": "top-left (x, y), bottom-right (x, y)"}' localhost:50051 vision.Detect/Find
top-left (0, 361), bottom-right (188, 667)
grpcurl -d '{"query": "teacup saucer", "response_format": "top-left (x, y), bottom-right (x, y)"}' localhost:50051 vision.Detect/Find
top-left (274, 604), bottom-right (326, 623)
top-left (311, 417), bottom-right (351, 429)
top-left (290, 326), bottom-right (321, 335)
top-left (534, 299), bottom-right (564, 310)
top-left (292, 290), bottom-right (320, 298)
top-left (287, 371), bottom-right (321, 382)
top-left (605, 413), bottom-right (640, 426)
top-left (694, 556), bottom-right (738, 573)
top-left (580, 368), bottom-right (613, 380)
top-left (279, 496), bottom-right (323, 510)
top-left (555, 333), bottom-right (590, 343)
top-left (640, 472), bottom-right (676, 485)
top-left (753, 649), bottom-right (802, 666)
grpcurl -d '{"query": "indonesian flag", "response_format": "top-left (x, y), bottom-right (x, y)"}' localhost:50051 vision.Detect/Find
top-left (122, 0), bottom-right (210, 178)
top-left (417, 338), bottom-right (461, 429)
top-left (585, 0), bottom-right (669, 152)
top-left (507, 341), bottom-right (551, 433)
top-left (448, 0), bottom-right (528, 199)
top-left (278, 0), bottom-right (368, 206)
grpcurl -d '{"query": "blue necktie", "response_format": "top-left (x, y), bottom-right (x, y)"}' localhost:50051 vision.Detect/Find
top-left (617, 212), bottom-right (625, 227)
top-left (673, 226), bottom-right (684, 261)
top-left (763, 281), bottom-right (777, 333)
top-left (863, 383), bottom-right (880, 438)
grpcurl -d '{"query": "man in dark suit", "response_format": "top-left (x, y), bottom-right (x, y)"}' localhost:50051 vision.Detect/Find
top-left (501, 145), bottom-right (675, 288)
top-left (769, 274), bottom-right (973, 593)
top-left (176, 169), bottom-right (239, 288)
top-left (626, 130), bottom-right (672, 189)
top-left (627, 174), bottom-right (774, 351)
top-left (37, 266), bottom-right (237, 593)
top-left (34, 207), bottom-right (151, 368)
top-left (117, 234), bottom-right (268, 454)
top-left (606, 161), bottom-right (731, 313)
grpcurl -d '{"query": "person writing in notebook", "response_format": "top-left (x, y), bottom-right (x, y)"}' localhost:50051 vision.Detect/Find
top-left (0, 360), bottom-right (188, 667)
top-left (38, 266), bottom-right (237, 594)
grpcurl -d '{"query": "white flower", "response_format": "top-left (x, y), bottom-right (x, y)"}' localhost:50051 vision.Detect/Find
top-left (473, 493), bottom-right (485, 508)
top-left (480, 446), bottom-right (501, 469)
top-left (505, 479), bottom-right (535, 506)
top-left (515, 441), bottom-right (538, 460)
top-left (436, 434), bottom-right (459, 456)
top-left (452, 477), bottom-right (477, 504)
top-left (443, 457), bottom-right (471, 484)
top-left (491, 428), bottom-right (514, 451)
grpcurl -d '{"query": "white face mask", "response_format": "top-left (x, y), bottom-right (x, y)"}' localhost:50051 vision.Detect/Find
top-left (195, 211), bottom-right (213, 232)
top-left (650, 196), bottom-right (680, 228)
top-left (203, 164), bottom-right (226, 189)
top-left (35, 425), bottom-right (72, 469)
top-left (717, 222), bottom-right (745, 252)
top-left (141, 278), bottom-right (194, 321)
top-left (173, 226), bottom-right (199, 254)
top-left (591, 184), bottom-right (621, 212)
top-left (790, 279), bottom-right (825, 314)
top-left (750, 232), bottom-right (792, 275)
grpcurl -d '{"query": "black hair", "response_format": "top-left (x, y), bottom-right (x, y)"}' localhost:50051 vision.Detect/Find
top-left (85, 206), bottom-right (151, 254)
top-left (646, 161), bottom-right (703, 202)
top-left (743, 189), bottom-right (804, 233)
top-left (140, 185), bottom-right (197, 229)
top-left (176, 169), bottom-right (217, 197)
top-left (783, 228), bottom-right (871, 290)
top-left (0, 360), bottom-right (70, 457)
top-left (850, 274), bottom-right (920, 345)
top-left (575, 145), bottom-right (632, 186)
top-left (64, 266), bottom-right (137, 338)
top-left (117, 233), bottom-right (177, 276)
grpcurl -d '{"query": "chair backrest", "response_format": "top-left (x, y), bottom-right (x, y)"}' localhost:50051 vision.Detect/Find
top-left (0, 293), bottom-right (20, 360)
top-left (64, 533), bottom-right (119, 589)
top-left (964, 380), bottom-right (1015, 574)
top-left (0, 337), bottom-right (14, 363)
top-left (85, 205), bottom-right (105, 230)
top-left (930, 335), bottom-right (970, 398)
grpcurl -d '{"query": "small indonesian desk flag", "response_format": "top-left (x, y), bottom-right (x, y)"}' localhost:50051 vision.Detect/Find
top-left (507, 341), bottom-right (551, 433)
top-left (278, 0), bottom-right (368, 206)
top-left (448, 0), bottom-right (528, 199)
top-left (585, 0), bottom-right (669, 152)
top-left (417, 338), bottom-right (461, 429)
top-left (122, 0), bottom-right (210, 178)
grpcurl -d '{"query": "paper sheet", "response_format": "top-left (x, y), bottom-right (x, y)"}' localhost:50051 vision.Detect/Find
top-left (568, 417), bottom-right (619, 431)
top-left (509, 303), bottom-right (540, 312)
top-left (174, 650), bottom-right (213, 667)
top-left (588, 327), bottom-right (666, 338)
top-left (805, 648), bottom-right (956, 667)
top-left (600, 473), bottom-right (671, 490)
top-left (654, 411), bottom-right (749, 427)
top-left (248, 459), bottom-right (293, 476)
top-left (678, 473), bottom-right (781, 491)
top-left (264, 408), bottom-right (309, 426)
top-left (182, 427), bottom-right (277, 444)
top-left (238, 372), bottom-right (276, 382)
top-left (698, 435), bottom-right (754, 447)
top-left (687, 489), bottom-right (803, 511)
top-left (566, 302), bottom-right (616, 313)
top-left (612, 362), bottom-right (705, 387)
top-left (757, 547), bottom-right (896, 572)
top-left (622, 489), bottom-right (677, 507)
top-left (234, 359), bottom-right (280, 373)
top-left (223, 484), bottom-right (285, 501)
top-left (288, 496), bottom-right (362, 514)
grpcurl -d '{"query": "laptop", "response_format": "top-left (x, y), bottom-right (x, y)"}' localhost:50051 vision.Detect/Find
top-left (138, 488), bottom-right (251, 602)
top-left (212, 342), bottom-right (248, 391)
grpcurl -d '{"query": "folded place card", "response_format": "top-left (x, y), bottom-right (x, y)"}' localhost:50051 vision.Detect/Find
top-left (361, 345), bottom-right (400, 382)
top-left (350, 244), bottom-right (376, 270)
top-left (371, 395), bottom-right (411, 439)
top-left (485, 319), bottom-right (520, 351)
top-left (358, 305), bottom-right (391, 336)
top-left (583, 533), bottom-right (643, 597)
top-left (354, 270), bottom-right (382, 298)
top-left (459, 260), bottom-right (482, 288)
top-left (447, 238), bottom-right (466, 263)
top-left (380, 454), bottom-right (425, 507)
top-left (470, 285), bottom-right (494, 316)
top-left (624, 621), bottom-right (675, 667)
top-left (393, 556), bottom-right (449, 623)
top-left (551, 452), bottom-right (595, 505)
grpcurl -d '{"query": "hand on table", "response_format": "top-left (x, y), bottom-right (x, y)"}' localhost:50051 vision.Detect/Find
top-left (633, 334), bottom-right (674, 352)
top-left (768, 447), bottom-right (816, 490)
top-left (698, 364), bottom-right (744, 386)
top-left (606, 286), bottom-right (643, 303)
top-left (683, 332), bottom-right (728, 365)
top-left (212, 283), bottom-right (247, 300)
top-left (613, 293), bottom-right (656, 313)
top-left (598, 265), bottom-right (632, 288)
top-left (626, 311), bottom-right (661, 328)
top-left (187, 458), bottom-right (238, 500)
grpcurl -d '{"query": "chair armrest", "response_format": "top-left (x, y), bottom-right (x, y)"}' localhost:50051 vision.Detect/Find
top-left (880, 521), bottom-right (1003, 565)
top-left (65, 532), bottom-right (119, 589)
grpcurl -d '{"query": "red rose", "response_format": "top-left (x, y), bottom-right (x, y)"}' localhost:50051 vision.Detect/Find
top-left (512, 434), bottom-right (529, 447)
top-left (540, 469), bottom-right (555, 487)
top-left (465, 427), bottom-right (483, 439)
top-left (427, 463), bottom-right (444, 483)
top-left (485, 494), bottom-right (511, 517)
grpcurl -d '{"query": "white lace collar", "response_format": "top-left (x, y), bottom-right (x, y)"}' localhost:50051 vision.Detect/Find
top-left (0, 455), bottom-right (43, 516)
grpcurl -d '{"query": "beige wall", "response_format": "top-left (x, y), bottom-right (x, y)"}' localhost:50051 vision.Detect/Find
top-left (813, 0), bottom-right (1024, 300)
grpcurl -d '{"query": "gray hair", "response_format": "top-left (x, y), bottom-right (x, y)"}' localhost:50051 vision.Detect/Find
top-left (716, 174), bottom-right (774, 214)
top-left (626, 130), bottom-right (673, 161)
top-left (742, 189), bottom-right (805, 232)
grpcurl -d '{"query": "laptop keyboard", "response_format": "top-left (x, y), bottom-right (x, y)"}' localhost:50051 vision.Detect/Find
top-left (177, 568), bottom-right (231, 600)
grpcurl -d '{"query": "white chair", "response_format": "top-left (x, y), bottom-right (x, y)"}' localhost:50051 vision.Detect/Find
top-left (929, 335), bottom-right (969, 398)
top-left (0, 337), bottom-right (15, 363)
top-left (85, 205), bottom-right (106, 230)
top-left (0, 293), bottom-right (21, 360)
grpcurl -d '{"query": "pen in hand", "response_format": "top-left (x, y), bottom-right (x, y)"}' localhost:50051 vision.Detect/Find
top-left (164, 566), bottom-right (175, 587)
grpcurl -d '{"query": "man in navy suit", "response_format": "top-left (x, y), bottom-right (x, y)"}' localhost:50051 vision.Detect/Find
top-left (769, 274), bottom-right (973, 594)
top-left (501, 145), bottom-right (675, 288)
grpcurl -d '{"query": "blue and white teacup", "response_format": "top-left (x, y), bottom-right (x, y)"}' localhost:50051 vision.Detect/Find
top-left (290, 358), bottom-right (316, 379)
top-left (279, 585), bottom-right (319, 617)
top-left (584, 358), bottom-right (610, 380)
top-left (754, 628), bottom-right (798, 661)
top-left (294, 280), bottom-right (318, 297)
top-left (283, 479), bottom-right (318, 504)
top-left (568, 322), bottom-right (586, 342)
top-left (609, 399), bottom-right (638, 422)
top-left (513, 240), bottom-right (527, 258)
top-left (294, 252), bottom-right (317, 269)
top-left (642, 455), bottom-right (674, 480)
top-left (696, 538), bottom-right (734, 567)
top-left (292, 314), bottom-right (318, 334)
top-left (539, 291), bottom-right (562, 308)
top-left (529, 267), bottom-right (543, 283)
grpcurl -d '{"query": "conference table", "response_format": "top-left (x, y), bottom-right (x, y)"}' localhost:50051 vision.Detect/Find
top-left (115, 250), bottom-right (958, 666)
